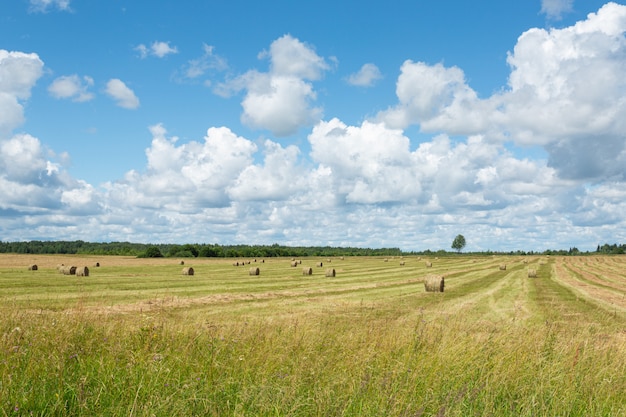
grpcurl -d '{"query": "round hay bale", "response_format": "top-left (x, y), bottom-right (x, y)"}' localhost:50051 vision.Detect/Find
top-left (527, 269), bottom-right (537, 278)
top-left (340, 256), bottom-right (344, 260)
top-left (233, 261), bottom-right (240, 267)
top-left (56, 264), bottom-right (64, 272)
top-left (76, 266), bottom-right (89, 277)
top-left (62, 266), bottom-right (77, 275)
top-left (302, 266), bottom-right (313, 276)
top-left (325, 268), bottom-right (336, 277)
top-left (182, 267), bottom-right (194, 276)
top-left (423, 274), bottom-right (444, 292)
top-left (400, 261), bottom-right (405, 266)
top-left (499, 264), bottom-right (507, 271)
top-left (291, 261), bottom-right (298, 267)
top-left (180, 260), bottom-right (185, 265)
top-left (425, 261), bottom-right (433, 268)
top-left (317, 262), bottom-right (323, 267)
top-left (95, 262), bottom-right (100, 267)
top-left (384, 258), bottom-right (388, 262)
top-left (249, 267), bottom-right (260, 276)
top-left (28, 264), bottom-right (38, 271)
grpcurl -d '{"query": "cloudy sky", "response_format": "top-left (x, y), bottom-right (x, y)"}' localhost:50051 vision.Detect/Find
top-left (1, 0), bottom-right (626, 252)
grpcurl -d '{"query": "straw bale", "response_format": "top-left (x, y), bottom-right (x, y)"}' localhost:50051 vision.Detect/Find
top-left (61, 266), bottom-right (77, 275)
top-left (424, 274), bottom-right (444, 292)
top-left (76, 266), bottom-right (89, 277)
top-left (325, 268), bottom-right (336, 277)
top-left (182, 267), bottom-right (194, 276)
top-left (249, 267), bottom-right (260, 276)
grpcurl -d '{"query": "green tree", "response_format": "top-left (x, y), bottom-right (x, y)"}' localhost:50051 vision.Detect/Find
top-left (140, 246), bottom-right (163, 258)
top-left (451, 234), bottom-right (466, 253)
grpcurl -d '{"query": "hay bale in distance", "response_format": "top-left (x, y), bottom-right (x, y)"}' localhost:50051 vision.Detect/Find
top-left (325, 268), bottom-right (336, 277)
top-left (249, 267), bottom-right (260, 276)
top-left (180, 260), bottom-right (185, 265)
top-left (76, 266), bottom-right (89, 277)
top-left (95, 262), bottom-right (100, 267)
top-left (56, 264), bottom-right (64, 271)
top-left (527, 269), bottom-right (537, 278)
top-left (302, 266), bottom-right (313, 276)
top-left (499, 264), bottom-right (507, 271)
top-left (182, 267), bottom-right (194, 276)
top-left (233, 261), bottom-right (239, 266)
top-left (61, 266), bottom-right (77, 275)
top-left (317, 262), bottom-right (323, 267)
top-left (28, 264), bottom-right (38, 271)
top-left (425, 261), bottom-right (433, 268)
top-left (400, 261), bottom-right (405, 266)
top-left (424, 274), bottom-right (445, 292)
top-left (291, 261), bottom-right (298, 267)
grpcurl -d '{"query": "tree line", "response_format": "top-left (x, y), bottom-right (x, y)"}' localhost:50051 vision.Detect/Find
top-left (0, 240), bottom-right (404, 258)
top-left (0, 240), bottom-right (623, 258)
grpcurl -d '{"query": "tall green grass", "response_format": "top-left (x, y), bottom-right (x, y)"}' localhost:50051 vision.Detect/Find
top-left (1, 256), bottom-right (625, 416)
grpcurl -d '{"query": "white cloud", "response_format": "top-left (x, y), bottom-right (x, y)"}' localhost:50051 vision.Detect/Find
top-left (377, 61), bottom-right (486, 134)
top-left (346, 63), bottom-right (382, 87)
top-left (378, 3), bottom-right (626, 182)
top-left (135, 41), bottom-right (178, 58)
top-left (0, 50), bottom-right (44, 136)
top-left (28, 0), bottom-right (71, 13)
top-left (262, 34), bottom-right (329, 80)
top-left (217, 35), bottom-right (329, 137)
top-left (48, 74), bottom-right (94, 102)
top-left (178, 44), bottom-right (227, 81)
top-left (228, 140), bottom-right (302, 201)
top-left (105, 79), bottom-right (140, 109)
top-left (5, 5), bottom-right (626, 251)
top-left (540, 0), bottom-right (573, 20)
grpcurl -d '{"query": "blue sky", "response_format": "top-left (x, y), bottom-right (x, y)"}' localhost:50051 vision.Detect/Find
top-left (1, 0), bottom-right (626, 252)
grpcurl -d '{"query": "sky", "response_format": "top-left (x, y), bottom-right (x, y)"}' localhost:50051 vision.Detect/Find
top-left (1, 0), bottom-right (626, 252)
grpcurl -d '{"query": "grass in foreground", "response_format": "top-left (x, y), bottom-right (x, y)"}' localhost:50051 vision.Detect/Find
top-left (1, 255), bottom-right (625, 416)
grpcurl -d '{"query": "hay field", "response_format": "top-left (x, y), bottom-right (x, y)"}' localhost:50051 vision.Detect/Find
top-left (1, 254), bottom-right (625, 416)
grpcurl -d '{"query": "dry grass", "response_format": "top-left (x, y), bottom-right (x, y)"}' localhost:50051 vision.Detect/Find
top-left (1, 254), bottom-right (625, 416)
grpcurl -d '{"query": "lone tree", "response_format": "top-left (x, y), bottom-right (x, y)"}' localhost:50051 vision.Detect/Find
top-left (451, 234), bottom-right (466, 253)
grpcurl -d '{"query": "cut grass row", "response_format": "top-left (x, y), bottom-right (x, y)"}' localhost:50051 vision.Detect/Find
top-left (1, 254), bottom-right (625, 416)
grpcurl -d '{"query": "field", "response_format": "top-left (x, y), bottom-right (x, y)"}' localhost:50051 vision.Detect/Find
top-left (1, 254), bottom-right (625, 416)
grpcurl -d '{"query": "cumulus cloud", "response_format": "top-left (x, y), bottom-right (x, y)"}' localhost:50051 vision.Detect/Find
top-left (0, 50), bottom-right (44, 136)
top-left (105, 79), bottom-right (140, 109)
top-left (541, 0), bottom-right (573, 20)
top-left (378, 3), bottom-right (626, 182)
top-left (105, 124), bottom-right (258, 212)
top-left (346, 63), bottom-right (382, 87)
top-left (502, 2), bottom-right (626, 179)
top-left (135, 41), bottom-right (178, 58)
top-left (217, 34), bottom-right (329, 137)
top-left (28, 0), bottom-right (71, 13)
top-left (377, 61), bottom-right (487, 134)
top-left (4, 5), bottom-right (626, 251)
top-left (48, 74), bottom-right (94, 102)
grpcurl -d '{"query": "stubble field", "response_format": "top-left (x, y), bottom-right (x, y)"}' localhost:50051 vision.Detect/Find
top-left (1, 254), bottom-right (625, 416)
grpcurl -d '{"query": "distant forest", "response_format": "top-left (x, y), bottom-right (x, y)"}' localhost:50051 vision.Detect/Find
top-left (0, 240), bottom-right (624, 258)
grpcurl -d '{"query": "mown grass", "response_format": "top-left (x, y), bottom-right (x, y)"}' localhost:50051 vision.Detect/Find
top-left (1, 255), bottom-right (625, 416)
